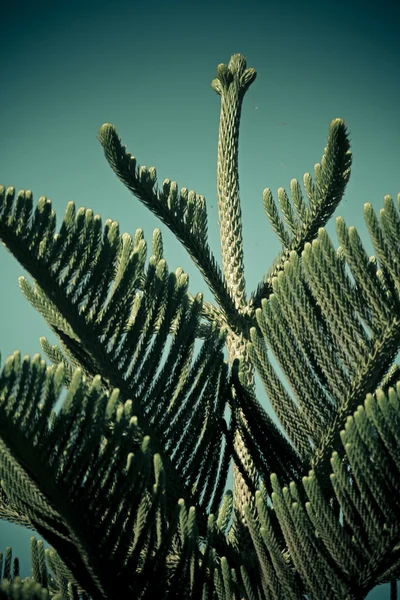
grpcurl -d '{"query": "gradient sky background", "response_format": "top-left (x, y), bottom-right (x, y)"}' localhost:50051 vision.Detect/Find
top-left (0, 0), bottom-right (399, 596)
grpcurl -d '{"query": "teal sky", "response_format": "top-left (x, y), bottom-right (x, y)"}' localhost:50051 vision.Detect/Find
top-left (0, 0), bottom-right (399, 596)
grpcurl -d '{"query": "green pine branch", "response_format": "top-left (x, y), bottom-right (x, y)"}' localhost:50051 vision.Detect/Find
top-left (0, 53), bottom-right (399, 599)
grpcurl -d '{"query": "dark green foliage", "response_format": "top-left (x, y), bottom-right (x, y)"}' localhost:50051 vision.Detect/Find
top-left (0, 53), bottom-right (399, 599)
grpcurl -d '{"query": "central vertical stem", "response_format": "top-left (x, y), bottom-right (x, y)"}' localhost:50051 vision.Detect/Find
top-left (212, 54), bottom-right (258, 538)
top-left (212, 54), bottom-right (254, 310)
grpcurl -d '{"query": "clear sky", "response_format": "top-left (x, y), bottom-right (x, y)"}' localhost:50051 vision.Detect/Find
top-left (0, 0), bottom-right (399, 596)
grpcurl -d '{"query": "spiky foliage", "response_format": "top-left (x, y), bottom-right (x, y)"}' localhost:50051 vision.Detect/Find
top-left (0, 53), bottom-right (399, 599)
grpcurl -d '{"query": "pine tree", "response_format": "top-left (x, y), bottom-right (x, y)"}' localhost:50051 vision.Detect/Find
top-left (0, 53), bottom-right (399, 599)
